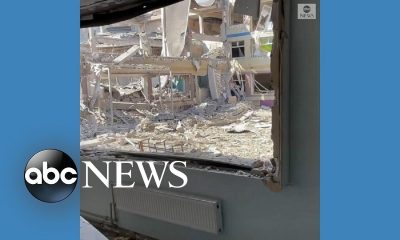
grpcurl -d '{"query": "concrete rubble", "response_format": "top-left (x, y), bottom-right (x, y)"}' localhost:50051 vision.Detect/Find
top-left (81, 100), bottom-right (273, 167)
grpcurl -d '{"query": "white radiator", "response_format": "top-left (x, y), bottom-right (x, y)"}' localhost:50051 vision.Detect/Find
top-left (114, 187), bottom-right (223, 234)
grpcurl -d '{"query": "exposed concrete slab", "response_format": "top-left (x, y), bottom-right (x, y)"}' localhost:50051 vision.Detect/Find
top-left (113, 45), bottom-right (140, 64)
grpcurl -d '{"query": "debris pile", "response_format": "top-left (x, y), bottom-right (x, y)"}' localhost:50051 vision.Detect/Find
top-left (80, 100), bottom-right (273, 166)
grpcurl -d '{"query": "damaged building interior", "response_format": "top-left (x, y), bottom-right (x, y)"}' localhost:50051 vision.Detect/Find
top-left (80, 0), bottom-right (319, 239)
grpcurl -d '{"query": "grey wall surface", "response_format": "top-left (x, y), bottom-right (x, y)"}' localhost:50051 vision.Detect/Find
top-left (81, 0), bottom-right (320, 239)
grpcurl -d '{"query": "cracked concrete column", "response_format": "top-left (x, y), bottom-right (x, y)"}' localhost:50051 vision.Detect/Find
top-left (80, 55), bottom-right (90, 105)
top-left (198, 15), bottom-right (204, 34)
top-left (142, 76), bottom-right (152, 101)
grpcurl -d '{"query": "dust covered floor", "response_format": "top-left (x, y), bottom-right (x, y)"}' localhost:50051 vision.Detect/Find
top-left (81, 100), bottom-right (273, 167)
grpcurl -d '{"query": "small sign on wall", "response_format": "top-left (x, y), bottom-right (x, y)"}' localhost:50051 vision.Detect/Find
top-left (298, 4), bottom-right (316, 19)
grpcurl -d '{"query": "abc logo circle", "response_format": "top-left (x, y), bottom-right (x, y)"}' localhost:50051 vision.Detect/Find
top-left (24, 149), bottom-right (77, 203)
top-left (303, 5), bottom-right (311, 13)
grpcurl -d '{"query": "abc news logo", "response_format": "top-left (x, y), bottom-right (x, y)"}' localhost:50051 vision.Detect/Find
top-left (24, 149), bottom-right (78, 203)
top-left (303, 5), bottom-right (311, 13)
top-left (298, 4), bottom-right (316, 20)
top-left (24, 149), bottom-right (188, 203)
